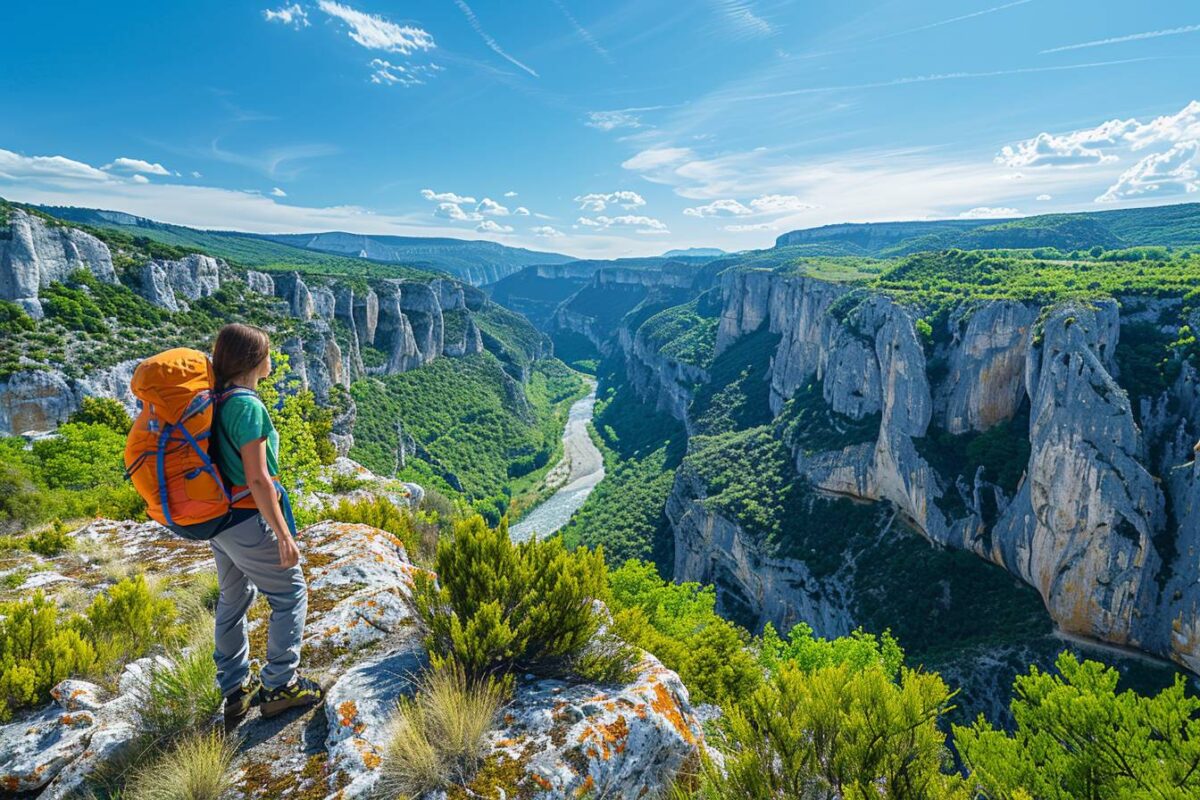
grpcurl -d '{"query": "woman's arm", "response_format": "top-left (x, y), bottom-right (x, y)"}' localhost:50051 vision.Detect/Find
top-left (241, 437), bottom-right (300, 569)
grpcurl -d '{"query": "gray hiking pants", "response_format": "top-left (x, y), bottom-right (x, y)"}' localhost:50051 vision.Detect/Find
top-left (210, 513), bottom-right (308, 696)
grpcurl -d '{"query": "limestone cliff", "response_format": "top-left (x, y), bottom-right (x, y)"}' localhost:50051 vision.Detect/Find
top-left (618, 264), bottom-right (1200, 675)
top-left (0, 209), bottom-right (116, 318)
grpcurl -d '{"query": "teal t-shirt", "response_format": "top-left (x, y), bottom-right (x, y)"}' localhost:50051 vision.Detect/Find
top-left (216, 392), bottom-right (279, 486)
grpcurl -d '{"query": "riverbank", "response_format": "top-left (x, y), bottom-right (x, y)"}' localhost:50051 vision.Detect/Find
top-left (509, 379), bottom-right (604, 541)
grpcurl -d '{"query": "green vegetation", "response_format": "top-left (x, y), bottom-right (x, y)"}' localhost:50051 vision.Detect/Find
top-left (256, 352), bottom-right (337, 494)
top-left (957, 651), bottom-right (1200, 799)
top-left (0, 421), bottom-right (144, 533)
top-left (550, 329), bottom-right (601, 374)
top-left (874, 248), bottom-right (1200, 311)
top-left (350, 354), bottom-right (582, 524)
top-left (473, 303), bottom-right (547, 377)
top-left (776, 380), bottom-right (881, 453)
top-left (0, 575), bottom-right (179, 721)
top-left (690, 654), bottom-right (966, 799)
top-left (305, 494), bottom-right (441, 566)
top-left (640, 292), bottom-right (722, 368)
top-left (412, 516), bottom-right (611, 686)
top-left (691, 326), bottom-right (780, 435)
top-left (561, 353), bottom-right (685, 569)
top-left (609, 560), bottom-right (759, 705)
top-left (122, 732), bottom-right (237, 800)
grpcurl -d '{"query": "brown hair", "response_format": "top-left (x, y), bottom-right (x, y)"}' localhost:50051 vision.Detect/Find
top-left (212, 323), bottom-right (270, 390)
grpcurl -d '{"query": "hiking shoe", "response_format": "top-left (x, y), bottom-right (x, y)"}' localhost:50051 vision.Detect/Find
top-left (258, 673), bottom-right (325, 718)
top-left (223, 676), bottom-right (262, 732)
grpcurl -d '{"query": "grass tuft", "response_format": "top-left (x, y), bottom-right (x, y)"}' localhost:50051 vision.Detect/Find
top-left (379, 663), bottom-right (507, 798)
top-left (123, 731), bottom-right (236, 800)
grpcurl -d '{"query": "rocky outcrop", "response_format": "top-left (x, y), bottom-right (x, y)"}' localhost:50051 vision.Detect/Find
top-left (245, 269), bottom-right (275, 296)
top-left (0, 209), bottom-right (116, 318)
top-left (274, 272), bottom-right (315, 320)
top-left (2, 517), bottom-right (705, 799)
top-left (0, 370), bottom-right (80, 434)
top-left (668, 462), bottom-right (856, 635)
top-left (138, 254), bottom-right (222, 311)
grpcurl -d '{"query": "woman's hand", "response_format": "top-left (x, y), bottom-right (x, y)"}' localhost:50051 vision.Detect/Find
top-left (277, 532), bottom-right (301, 569)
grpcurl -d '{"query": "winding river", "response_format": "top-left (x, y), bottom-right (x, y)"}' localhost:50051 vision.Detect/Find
top-left (509, 380), bottom-right (605, 542)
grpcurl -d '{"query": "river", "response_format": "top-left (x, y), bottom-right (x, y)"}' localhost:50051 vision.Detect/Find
top-left (509, 380), bottom-right (605, 542)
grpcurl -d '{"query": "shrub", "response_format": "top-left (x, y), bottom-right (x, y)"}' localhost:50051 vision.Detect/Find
top-left (27, 519), bottom-right (73, 556)
top-left (69, 396), bottom-right (133, 434)
top-left (692, 662), bottom-right (967, 799)
top-left (123, 731), bottom-right (237, 800)
top-left (757, 621), bottom-right (904, 678)
top-left (0, 592), bottom-right (97, 721)
top-left (317, 495), bottom-right (437, 564)
top-left (413, 515), bottom-right (608, 684)
top-left (86, 575), bottom-right (180, 669)
top-left (378, 663), bottom-right (506, 798)
top-left (608, 560), bottom-right (760, 706)
top-left (956, 652), bottom-right (1200, 799)
top-left (32, 421), bottom-right (127, 491)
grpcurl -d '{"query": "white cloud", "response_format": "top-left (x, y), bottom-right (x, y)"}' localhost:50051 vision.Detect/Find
top-left (1036, 194), bottom-right (1052, 201)
top-left (271, 187), bottom-right (288, 197)
top-left (434, 202), bottom-right (481, 221)
top-left (1097, 141), bottom-right (1199, 203)
top-left (574, 191), bottom-right (645, 212)
top-left (421, 188), bottom-right (476, 204)
top-left (476, 219), bottom-right (513, 234)
top-left (995, 130), bottom-right (1123, 168)
top-left (191, 171), bottom-right (202, 178)
top-left (0, 148), bottom-right (111, 184)
top-left (1123, 100), bottom-right (1200, 151)
top-left (684, 194), bottom-right (813, 218)
top-left (684, 198), bottom-right (753, 218)
top-left (586, 110), bottom-right (641, 131)
top-left (318, 0), bottom-right (434, 54)
top-left (104, 157), bottom-right (170, 176)
top-left (513, 206), bottom-right (530, 216)
top-left (710, 0), bottom-right (774, 40)
top-left (130, 174), bottom-right (150, 184)
top-left (503, 190), bottom-right (518, 197)
top-left (370, 59), bottom-right (441, 87)
top-left (532, 225), bottom-right (563, 238)
top-left (749, 194), bottom-right (814, 214)
top-left (724, 222), bottom-right (773, 232)
top-left (476, 197), bottom-right (509, 216)
top-left (997, 101), bottom-right (1200, 170)
top-left (958, 206), bottom-right (1020, 219)
top-left (263, 4), bottom-right (310, 27)
top-left (622, 148), bottom-right (695, 172)
top-left (576, 214), bottom-right (669, 234)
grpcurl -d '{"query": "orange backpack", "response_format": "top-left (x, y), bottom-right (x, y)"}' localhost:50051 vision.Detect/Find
top-left (124, 348), bottom-right (236, 539)
top-left (124, 347), bottom-right (297, 540)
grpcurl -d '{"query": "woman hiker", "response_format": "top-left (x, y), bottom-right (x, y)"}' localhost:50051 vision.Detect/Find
top-left (209, 322), bottom-right (324, 727)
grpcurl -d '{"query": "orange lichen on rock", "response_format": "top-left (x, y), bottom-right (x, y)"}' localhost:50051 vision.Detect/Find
top-left (650, 682), bottom-right (696, 746)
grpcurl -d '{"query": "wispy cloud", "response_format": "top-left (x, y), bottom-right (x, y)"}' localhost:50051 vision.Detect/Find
top-left (709, 0), bottom-right (774, 40)
top-left (532, 225), bottom-right (563, 238)
top-left (271, 187), bottom-right (288, 197)
top-left (958, 206), bottom-right (1020, 219)
top-left (453, 0), bottom-right (538, 78)
top-left (873, 0), bottom-right (1033, 42)
top-left (317, 0), bottom-right (434, 54)
top-left (1097, 141), bottom-right (1199, 203)
top-left (1041, 23), bottom-right (1200, 54)
top-left (370, 59), bottom-right (442, 87)
top-left (0, 148), bottom-right (112, 184)
top-left (207, 139), bottom-right (339, 179)
top-left (725, 57), bottom-right (1158, 104)
top-left (263, 4), bottom-right (309, 28)
top-left (549, 0), bottom-right (610, 61)
top-left (477, 219), bottom-right (513, 234)
top-left (622, 147), bottom-right (694, 170)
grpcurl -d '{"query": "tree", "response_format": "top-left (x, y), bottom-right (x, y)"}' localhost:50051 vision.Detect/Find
top-left (955, 651), bottom-right (1200, 800)
top-left (69, 396), bottom-right (133, 434)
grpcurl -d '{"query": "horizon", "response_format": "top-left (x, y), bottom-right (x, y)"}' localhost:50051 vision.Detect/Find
top-left (1, 1), bottom-right (1197, 258)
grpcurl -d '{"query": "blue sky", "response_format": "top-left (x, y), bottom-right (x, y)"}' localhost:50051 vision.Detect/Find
top-left (0, 1), bottom-right (1197, 258)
